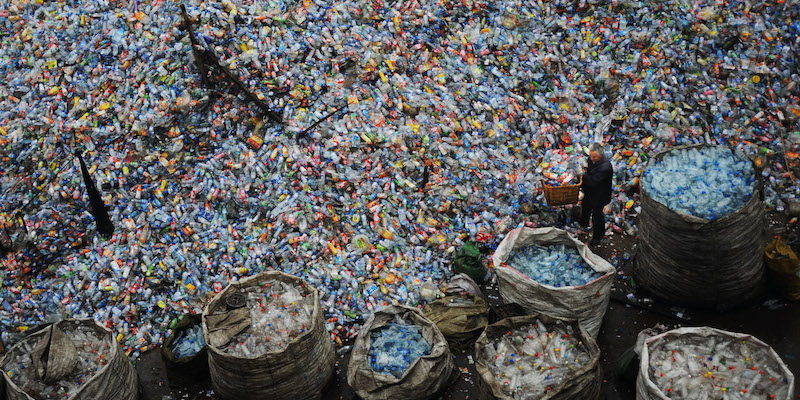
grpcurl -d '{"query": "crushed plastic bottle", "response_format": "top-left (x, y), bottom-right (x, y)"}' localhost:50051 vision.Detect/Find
top-left (506, 243), bottom-right (602, 287)
top-left (483, 319), bottom-right (592, 399)
top-left (642, 146), bottom-right (757, 219)
top-left (169, 324), bottom-right (205, 359)
top-left (647, 333), bottom-right (793, 398)
top-left (368, 317), bottom-right (431, 378)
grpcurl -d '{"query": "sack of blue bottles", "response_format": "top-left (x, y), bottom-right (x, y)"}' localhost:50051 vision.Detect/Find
top-left (160, 314), bottom-right (209, 385)
top-left (347, 305), bottom-right (458, 400)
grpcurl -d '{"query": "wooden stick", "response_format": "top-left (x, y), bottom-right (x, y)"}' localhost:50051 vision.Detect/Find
top-left (295, 105), bottom-right (347, 139)
top-left (180, 5), bottom-right (213, 89)
top-left (180, 5), bottom-right (282, 123)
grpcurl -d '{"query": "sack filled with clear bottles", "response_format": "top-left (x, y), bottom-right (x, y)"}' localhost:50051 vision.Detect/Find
top-left (201, 271), bottom-right (334, 400)
top-left (636, 144), bottom-right (766, 309)
top-left (348, 305), bottom-right (458, 400)
top-left (212, 281), bottom-right (313, 357)
top-left (636, 327), bottom-right (795, 400)
top-left (0, 319), bottom-right (138, 400)
top-left (475, 314), bottom-right (601, 400)
top-left (492, 227), bottom-right (615, 337)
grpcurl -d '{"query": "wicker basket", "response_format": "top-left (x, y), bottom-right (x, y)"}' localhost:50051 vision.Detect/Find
top-left (542, 177), bottom-right (582, 206)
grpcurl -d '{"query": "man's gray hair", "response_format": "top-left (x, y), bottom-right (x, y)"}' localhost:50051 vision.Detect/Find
top-left (589, 143), bottom-right (605, 156)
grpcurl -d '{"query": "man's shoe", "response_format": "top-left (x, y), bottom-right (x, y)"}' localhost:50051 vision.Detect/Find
top-left (568, 222), bottom-right (586, 231)
top-left (588, 238), bottom-right (602, 246)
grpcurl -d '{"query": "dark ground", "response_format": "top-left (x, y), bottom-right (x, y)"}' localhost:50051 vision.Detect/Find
top-left (136, 212), bottom-right (800, 400)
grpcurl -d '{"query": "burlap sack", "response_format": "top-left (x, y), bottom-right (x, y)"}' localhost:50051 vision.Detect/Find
top-left (31, 323), bottom-right (78, 384)
top-left (160, 314), bottom-right (209, 384)
top-left (764, 236), bottom-right (800, 300)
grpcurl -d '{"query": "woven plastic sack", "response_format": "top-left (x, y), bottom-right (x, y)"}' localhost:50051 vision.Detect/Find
top-left (423, 295), bottom-right (489, 350)
top-left (636, 144), bottom-right (767, 308)
top-left (347, 305), bottom-right (458, 400)
top-left (1, 319), bottom-right (138, 400)
top-left (445, 273), bottom-right (483, 298)
top-left (764, 236), bottom-right (800, 301)
top-left (636, 327), bottom-right (795, 400)
top-left (31, 323), bottom-right (78, 384)
top-left (161, 314), bottom-right (209, 384)
top-left (475, 315), bottom-right (602, 400)
top-left (492, 227), bottom-right (616, 337)
top-left (202, 271), bottom-right (334, 400)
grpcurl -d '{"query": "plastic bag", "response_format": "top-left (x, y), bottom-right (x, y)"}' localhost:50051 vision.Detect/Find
top-left (454, 241), bottom-right (486, 284)
top-left (445, 273), bottom-right (483, 298)
top-left (492, 227), bottom-right (616, 337)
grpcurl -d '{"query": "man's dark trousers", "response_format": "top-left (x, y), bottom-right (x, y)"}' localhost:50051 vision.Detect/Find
top-left (579, 201), bottom-right (605, 242)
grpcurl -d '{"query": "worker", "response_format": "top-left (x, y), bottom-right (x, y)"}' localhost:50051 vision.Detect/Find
top-left (579, 143), bottom-right (613, 246)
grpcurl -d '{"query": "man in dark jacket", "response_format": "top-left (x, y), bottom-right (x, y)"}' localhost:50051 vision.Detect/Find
top-left (579, 143), bottom-right (613, 245)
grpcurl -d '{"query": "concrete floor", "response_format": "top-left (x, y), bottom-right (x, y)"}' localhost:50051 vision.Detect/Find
top-left (136, 214), bottom-right (800, 399)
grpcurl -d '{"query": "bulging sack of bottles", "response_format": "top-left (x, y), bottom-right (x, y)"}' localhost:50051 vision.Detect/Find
top-left (764, 236), bottom-right (800, 301)
top-left (0, 319), bottom-right (138, 400)
top-left (347, 305), bottom-right (458, 400)
top-left (423, 294), bottom-right (489, 350)
top-left (160, 314), bottom-right (209, 384)
top-left (475, 314), bottom-right (602, 400)
top-left (201, 271), bottom-right (334, 400)
top-left (636, 144), bottom-right (767, 309)
top-left (636, 327), bottom-right (795, 400)
top-left (492, 227), bottom-right (616, 337)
